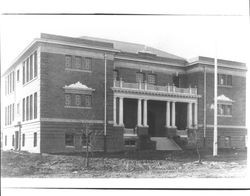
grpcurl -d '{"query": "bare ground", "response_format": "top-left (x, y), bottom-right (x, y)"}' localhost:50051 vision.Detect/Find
top-left (1, 149), bottom-right (247, 178)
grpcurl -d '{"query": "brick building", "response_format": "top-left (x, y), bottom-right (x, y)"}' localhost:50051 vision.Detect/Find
top-left (1, 33), bottom-right (247, 153)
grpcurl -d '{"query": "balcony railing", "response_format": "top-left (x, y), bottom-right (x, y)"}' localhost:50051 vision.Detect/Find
top-left (113, 80), bottom-right (197, 95)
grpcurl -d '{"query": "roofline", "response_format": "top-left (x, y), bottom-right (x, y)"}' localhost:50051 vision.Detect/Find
top-left (187, 56), bottom-right (247, 71)
top-left (2, 38), bottom-right (120, 76)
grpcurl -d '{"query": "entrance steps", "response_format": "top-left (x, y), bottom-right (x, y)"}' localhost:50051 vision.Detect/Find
top-left (150, 137), bottom-right (182, 151)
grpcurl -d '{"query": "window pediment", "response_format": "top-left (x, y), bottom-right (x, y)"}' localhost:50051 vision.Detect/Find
top-left (63, 81), bottom-right (95, 94)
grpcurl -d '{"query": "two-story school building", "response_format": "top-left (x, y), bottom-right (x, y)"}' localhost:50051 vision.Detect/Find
top-left (1, 33), bottom-right (247, 153)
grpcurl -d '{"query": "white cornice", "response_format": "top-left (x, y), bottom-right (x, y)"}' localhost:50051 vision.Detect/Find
top-left (3, 38), bottom-right (119, 76)
top-left (112, 87), bottom-right (200, 102)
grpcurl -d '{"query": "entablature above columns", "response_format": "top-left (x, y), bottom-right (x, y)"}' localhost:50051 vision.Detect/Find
top-left (113, 90), bottom-right (199, 103)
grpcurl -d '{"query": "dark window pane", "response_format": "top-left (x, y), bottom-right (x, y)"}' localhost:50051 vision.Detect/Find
top-left (34, 51), bottom-right (37, 77)
top-left (30, 54), bottom-right (33, 80)
top-left (22, 134), bottom-right (25, 147)
top-left (23, 98), bottom-right (25, 121)
top-left (34, 132), bottom-right (37, 147)
top-left (23, 63), bottom-right (25, 84)
top-left (65, 133), bottom-right (74, 146)
top-left (34, 93), bottom-right (37, 119)
top-left (26, 96), bottom-right (29, 121)
top-left (30, 95), bottom-right (33, 120)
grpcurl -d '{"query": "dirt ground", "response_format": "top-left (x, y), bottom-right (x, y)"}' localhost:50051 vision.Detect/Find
top-left (1, 149), bottom-right (247, 178)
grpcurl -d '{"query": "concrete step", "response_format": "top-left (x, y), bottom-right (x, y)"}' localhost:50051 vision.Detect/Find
top-left (150, 137), bottom-right (182, 151)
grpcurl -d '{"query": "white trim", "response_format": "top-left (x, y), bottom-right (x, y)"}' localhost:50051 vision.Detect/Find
top-left (40, 118), bottom-right (104, 124)
top-left (198, 124), bottom-right (246, 129)
top-left (65, 68), bottom-right (92, 73)
top-left (113, 91), bottom-right (199, 103)
top-left (64, 106), bottom-right (92, 109)
top-left (218, 115), bottom-right (232, 118)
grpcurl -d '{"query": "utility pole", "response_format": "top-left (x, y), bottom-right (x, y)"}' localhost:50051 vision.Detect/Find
top-left (213, 43), bottom-right (218, 156)
top-left (104, 53), bottom-right (107, 153)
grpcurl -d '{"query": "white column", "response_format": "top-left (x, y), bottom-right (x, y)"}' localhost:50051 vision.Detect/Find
top-left (143, 99), bottom-right (148, 126)
top-left (187, 102), bottom-right (193, 128)
top-left (172, 101), bottom-right (176, 128)
top-left (137, 98), bottom-right (142, 127)
top-left (119, 97), bottom-right (124, 126)
top-left (194, 102), bottom-right (198, 128)
top-left (166, 101), bottom-right (170, 127)
top-left (113, 96), bottom-right (117, 125)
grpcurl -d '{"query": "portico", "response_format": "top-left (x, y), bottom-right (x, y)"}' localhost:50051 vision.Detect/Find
top-left (112, 80), bottom-right (200, 137)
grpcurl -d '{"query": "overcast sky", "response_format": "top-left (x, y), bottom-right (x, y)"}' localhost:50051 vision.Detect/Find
top-left (1, 0), bottom-right (249, 73)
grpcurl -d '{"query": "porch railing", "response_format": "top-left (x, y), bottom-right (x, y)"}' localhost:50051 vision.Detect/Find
top-left (113, 79), bottom-right (197, 95)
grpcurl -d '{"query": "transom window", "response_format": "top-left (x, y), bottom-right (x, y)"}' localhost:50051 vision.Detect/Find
top-left (218, 104), bottom-right (232, 116)
top-left (147, 74), bottom-right (156, 84)
top-left (218, 74), bottom-right (232, 86)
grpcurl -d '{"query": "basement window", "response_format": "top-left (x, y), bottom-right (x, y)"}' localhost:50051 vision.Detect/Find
top-left (65, 133), bottom-right (74, 147)
top-left (124, 140), bottom-right (136, 147)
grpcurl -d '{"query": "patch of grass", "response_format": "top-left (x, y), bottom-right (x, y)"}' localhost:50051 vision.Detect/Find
top-left (1, 149), bottom-right (247, 178)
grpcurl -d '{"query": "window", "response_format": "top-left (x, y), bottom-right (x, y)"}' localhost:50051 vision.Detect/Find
top-left (22, 98), bottom-right (25, 121)
top-left (30, 54), bottom-right (33, 80)
top-left (148, 74), bottom-right (156, 84)
top-left (26, 58), bottom-right (29, 83)
top-left (75, 94), bottom-right (81, 106)
top-left (75, 56), bottom-right (82, 69)
top-left (5, 71), bottom-right (15, 95)
top-left (23, 63), bottom-right (25, 84)
top-left (34, 132), bottom-right (37, 147)
top-left (34, 92), bottom-right (37, 119)
top-left (34, 51), bottom-right (37, 77)
top-left (136, 72), bottom-right (144, 83)
top-left (85, 95), bottom-right (92, 107)
top-left (22, 134), bottom-right (25, 147)
top-left (26, 96), bottom-right (29, 121)
top-left (65, 133), bottom-right (74, 146)
top-left (12, 135), bottom-right (15, 147)
top-left (12, 103), bottom-right (14, 121)
top-left (218, 74), bottom-right (232, 86)
top-left (65, 55), bottom-right (72, 68)
top-left (30, 95), bottom-right (33, 120)
top-left (17, 70), bottom-right (20, 82)
top-left (218, 104), bottom-right (232, 116)
top-left (224, 136), bottom-right (231, 148)
top-left (113, 70), bottom-right (119, 80)
top-left (5, 107), bottom-right (7, 126)
top-left (65, 94), bottom-right (71, 106)
top-left (85, 58), bottom-right (92, 70)
top-left (81, 134), bottom-right (87, 147)
top-left (5, 136), bottom-right (7, 146)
